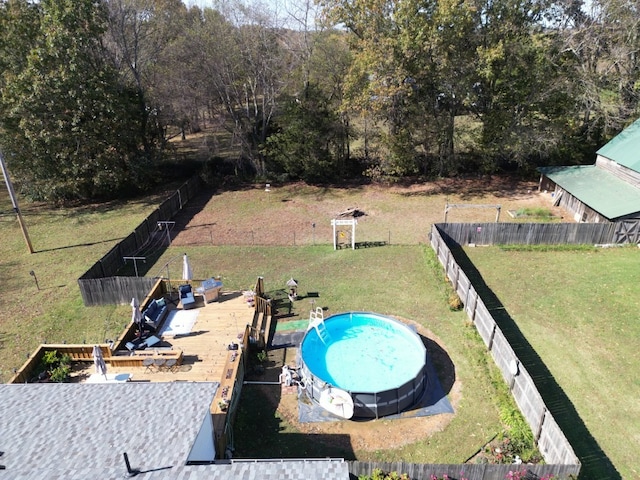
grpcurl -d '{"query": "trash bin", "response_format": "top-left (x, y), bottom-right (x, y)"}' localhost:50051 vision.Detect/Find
top-left (202, 278), bottom-right (223, 303)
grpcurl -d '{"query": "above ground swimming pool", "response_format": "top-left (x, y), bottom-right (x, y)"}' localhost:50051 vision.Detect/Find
top-left (299, 311), bottom-right (427, 418)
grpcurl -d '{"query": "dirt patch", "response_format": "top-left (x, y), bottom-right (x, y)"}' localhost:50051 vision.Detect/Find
top-left (251, 317), bottom-right (462, 453)
top-left (172, 177), bottom-right (568, 247)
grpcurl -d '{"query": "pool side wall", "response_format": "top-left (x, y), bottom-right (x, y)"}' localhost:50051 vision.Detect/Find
top-left (300, 312), bottom-right (428, 419)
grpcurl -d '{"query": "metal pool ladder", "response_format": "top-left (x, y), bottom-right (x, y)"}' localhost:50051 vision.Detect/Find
top-left (308, 308), bottom-right (330, 344)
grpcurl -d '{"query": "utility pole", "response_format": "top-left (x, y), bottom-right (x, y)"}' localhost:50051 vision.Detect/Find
top-left (0, 152), bottom-right (34, 254)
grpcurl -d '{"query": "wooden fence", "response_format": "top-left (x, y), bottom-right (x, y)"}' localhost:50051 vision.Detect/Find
top-left (78, 275), bottom-right (159, 306)
top-left (436, 221), bottom-right (618, 246)
top-left (78, 176), bottom-right (202, 306)
top-left (348, 460), bottom-right (581, 480)
top-left (430, 224), bottom-right (581, 477)
top-left (9, 344), bottom-right (112, 384)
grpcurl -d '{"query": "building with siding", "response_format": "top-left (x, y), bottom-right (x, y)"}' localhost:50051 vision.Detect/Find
top-left (539, 118), bottom-right (640, 223)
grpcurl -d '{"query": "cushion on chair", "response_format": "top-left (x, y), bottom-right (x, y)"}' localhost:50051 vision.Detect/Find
top-left (144, 301), bottom-right (158, 320)
top-left (144, 336), bottom-right (161, 348)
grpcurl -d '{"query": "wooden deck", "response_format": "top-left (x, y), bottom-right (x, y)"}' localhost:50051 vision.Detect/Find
top-left (70, 289), bottom-right (263, 457)
top-left (74, 290), bottom-right (255, 384)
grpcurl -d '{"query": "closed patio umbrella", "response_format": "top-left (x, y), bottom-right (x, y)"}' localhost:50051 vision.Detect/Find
top-left (131, 297), bottom-right (142, 326)
top-left (131, 297), bottom-right (143, 338)
top-left (92, 345), bottom-right (107, 379)
top-left (182, 253), bottom-right (193, 281)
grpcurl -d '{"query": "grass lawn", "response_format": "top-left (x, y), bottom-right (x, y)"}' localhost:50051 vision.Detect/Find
top-left (1, 169), bottom-right (595, 474)
top-left (0, 190), bottom-right (173, 381)
top-left (465, 245), bottom-right (639, 479)
top-left (161, 244), bottom-right (506, 463)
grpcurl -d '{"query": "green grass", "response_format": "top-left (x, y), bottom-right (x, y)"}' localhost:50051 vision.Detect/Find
top-left (0, 177), bottom-right (516, 465)
top-left (2, 172), bottom-right (614, 475)
top-left (514, 207), bottom-right (554, 218)
top-left (465, 246), bottom-right (639, 479)
top-left (0, 191), bottom-right (171, 380)
top-left (221, 244), bottom-right (507, 463)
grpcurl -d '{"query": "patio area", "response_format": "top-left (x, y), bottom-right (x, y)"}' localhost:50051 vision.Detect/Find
top-left (72, 290), bottom-right (255, 384)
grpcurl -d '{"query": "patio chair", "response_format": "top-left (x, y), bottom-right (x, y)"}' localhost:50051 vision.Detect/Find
top-left (164, 358), bottom-right (177, 372)
top-left (153, 358), bottom-right (166, 371)
top-left (179, 284), bottom-right (196, 310)
top-left (143, 357), bottom-right (155, 373)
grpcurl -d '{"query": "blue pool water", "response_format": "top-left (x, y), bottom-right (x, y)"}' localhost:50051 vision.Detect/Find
top-left (300, 312), bottom-right (427, 417)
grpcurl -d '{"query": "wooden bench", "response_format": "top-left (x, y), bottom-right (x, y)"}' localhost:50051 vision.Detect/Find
top-left (108, 350), bottom-right (183, 368)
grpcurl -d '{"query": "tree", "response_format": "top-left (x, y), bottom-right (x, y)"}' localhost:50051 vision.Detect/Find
top-left (554, 0), bottom-right (640, 145)
top-left (268, 14), bottom-right (354, 178)
top-left (104, 0), bottom-right (187, 151)
top-left (184, 1), bottom-right (294, 176)
top-left (0, 0), bottom-right (151, 201)
top-left (263, 84), bottom-right (349, 182)
top-left (319, 0), bottom-right (484, 177)
top-left (0, 0), bottom-right (40, 87)
top-left (153, 5), bottom-right (210, 139)
top-left (396, 0), bottom-right (480, 174)
top-left (473, 0), bottom-right (572, 170)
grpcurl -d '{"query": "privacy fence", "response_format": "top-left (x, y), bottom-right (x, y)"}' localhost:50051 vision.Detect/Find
top-left (437, 221), bottom-right (620, 246)
top-left (429, 223), bottom-right (581, 478)
top-left (77, 176), bottom-right (202, 306)
top-left (348, 460), bottom-right (580, 480)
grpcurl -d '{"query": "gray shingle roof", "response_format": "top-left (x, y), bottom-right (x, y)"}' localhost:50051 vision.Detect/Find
top-left (0, 383), bottom-right (349, 479)
top-left (0, 382), bottom-right (218, 478)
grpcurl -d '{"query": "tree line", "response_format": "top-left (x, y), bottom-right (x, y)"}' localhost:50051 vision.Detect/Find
top-left (0, 0), bottom-right (638, 201)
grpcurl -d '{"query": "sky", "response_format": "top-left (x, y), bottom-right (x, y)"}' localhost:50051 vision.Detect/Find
top-left (182, 0), bottom-right (320, 29)
top-left (183, 0), bottom-right (294, 13)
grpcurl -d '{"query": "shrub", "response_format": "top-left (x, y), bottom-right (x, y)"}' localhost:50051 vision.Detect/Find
top-left (49, 364), bottom-right (71, 383)
top-left (359, 469), bottom-right (410, 480)
top-left (42, 350), bottom-right (60, 367)
top-left (514, 207), bottom-right (553, 218)
top-left (37, 350), bottom-right (72, 383)
top-left (255, 350), bottom-right (268, 363)
top-left (448, 291), bottom-right (463, 311)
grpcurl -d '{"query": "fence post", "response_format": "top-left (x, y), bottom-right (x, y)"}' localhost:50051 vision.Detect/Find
top-left (488, 323), bottom-right (496, 351)
top-left (535, 407), bottom-right (548, 442)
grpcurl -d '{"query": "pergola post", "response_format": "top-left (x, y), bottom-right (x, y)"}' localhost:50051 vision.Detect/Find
top-left (331, 219), bottom-right (358, 250)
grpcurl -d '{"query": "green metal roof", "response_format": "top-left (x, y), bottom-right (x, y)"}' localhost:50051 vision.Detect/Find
top-left (597, 118), bottom-right (640, 172)
top-left (541, 165), bottom-right (640, 219)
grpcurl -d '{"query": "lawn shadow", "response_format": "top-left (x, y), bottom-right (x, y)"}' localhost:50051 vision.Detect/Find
top-left (236, 348), bottom-right (355, 460)
top-left (397, 175), bottom-right (536, 201)
top-left (423, 336), bottom-right (455, 396)
top-left (172, 330), bottom-right (208, 339)
top-left (449, 244), bottom-right (620, 480)
top-left (170, 189), bottom-right (217, 242)
top-left (113, 189), bottom-right (219, 277)
top-left (355, 240), bottom-right (387, 249)
top-left (35, 237), bottom-right (125, 254)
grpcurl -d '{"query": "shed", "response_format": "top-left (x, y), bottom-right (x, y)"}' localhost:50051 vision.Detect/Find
top-left (539, 118), bottom-right (640, 224)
